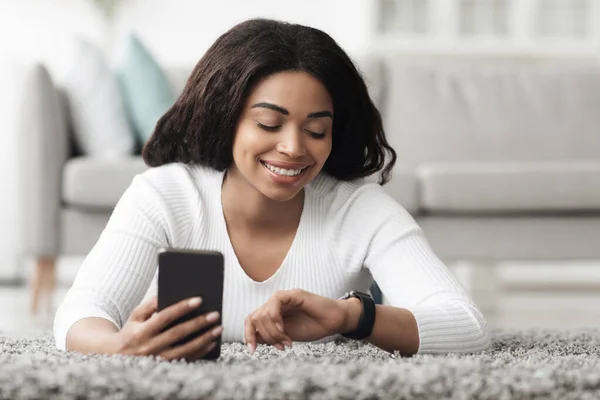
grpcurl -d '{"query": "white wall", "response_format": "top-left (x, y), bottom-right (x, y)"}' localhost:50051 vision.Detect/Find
top-left (0, 0), bottom-right (374, 79)
top-left (0, 0), bottom-right (374, 279)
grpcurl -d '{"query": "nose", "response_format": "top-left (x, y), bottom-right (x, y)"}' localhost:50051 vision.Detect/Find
top-left (275, 128), bottom-right (306, 159)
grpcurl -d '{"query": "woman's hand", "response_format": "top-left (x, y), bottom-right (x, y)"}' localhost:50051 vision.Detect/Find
top-left (244, 289), bottom-right (361, 353)
top-left (107, 296), bottom-right (223, 361)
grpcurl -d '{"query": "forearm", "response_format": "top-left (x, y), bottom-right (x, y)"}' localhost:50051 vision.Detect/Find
top-left (66, 317), bottom-right (120, 354)
top-left (339, 297), bottom-right (490, 355)
top-left (339, 299), bottom-right (419, 356)
top-left (367, 305), bottom-right (419, 355)
top-left (367, 305), bottom-right (419, 356)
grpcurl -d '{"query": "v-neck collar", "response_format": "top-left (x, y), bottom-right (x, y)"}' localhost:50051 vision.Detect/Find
top-left (214, 169), bottom-right (310, 285)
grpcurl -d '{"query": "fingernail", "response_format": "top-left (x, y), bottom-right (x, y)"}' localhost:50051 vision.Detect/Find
top-left (188, 297), bottom-right (202, 307)
top-left (206, 311), bottom-right (220, 322)
top-left (283, 340), bottom-right (292, 347)
top-left (276, 323), bottom-right (283, 332)
top-left (248, 343), bottom-right (255, 354)
top-left (275, 343), bottom-right (284, 351)
top-left (211, 325), bottom-right (224, 337)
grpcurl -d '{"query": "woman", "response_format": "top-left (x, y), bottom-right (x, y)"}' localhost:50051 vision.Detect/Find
top-left (54, 19), bottom-right (490, 361)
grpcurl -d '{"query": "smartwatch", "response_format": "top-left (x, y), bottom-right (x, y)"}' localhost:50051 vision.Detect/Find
top-left (338, 290), bottom-right (376, 340)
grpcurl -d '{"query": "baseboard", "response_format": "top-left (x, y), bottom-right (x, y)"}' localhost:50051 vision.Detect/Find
top-left (504, 281), bottom-right (600, 293)
top-left (451, 261), bottom-right (600, 293)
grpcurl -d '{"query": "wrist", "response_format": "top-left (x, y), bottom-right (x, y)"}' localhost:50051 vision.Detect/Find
top-left (338, 298), bottom-right (362, 334)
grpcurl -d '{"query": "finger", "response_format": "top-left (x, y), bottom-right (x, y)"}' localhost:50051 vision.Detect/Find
top-left (160, 324), bottom-right (223, 361)
top-left (259, 318), bottom-right (291, 351)
top-left (187, 324), bottom-right (223, 361)
top-left (262, 297), bottom-right (291, 341)
top-left (131, 296), bottom-right (158, 322)
top-left (265, 316), bottom-right (291, 343)
top-left (270, 315), bottom-right (292, 344)
top-left (261, 299), bottom-right (293, 344)
top-left (254, 318), bottom-right (275, 345)
top-left (244, 315), bottom-right (258, 353)
top-left (145, 296), bottom-right (202, 335)
top-left (149, 310), bottom-right (219, 354)
top-left (188, 341), bottom-right (218, 362)
top-left (255, 317), bottom-right (285, 349)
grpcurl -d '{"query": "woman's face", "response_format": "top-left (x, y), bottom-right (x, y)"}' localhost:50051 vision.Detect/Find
top-left (231, 71), bottom-right (333, 202)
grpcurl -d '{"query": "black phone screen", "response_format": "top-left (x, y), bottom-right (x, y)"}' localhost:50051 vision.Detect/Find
top-left (157, 249), bottom-right (224, 360)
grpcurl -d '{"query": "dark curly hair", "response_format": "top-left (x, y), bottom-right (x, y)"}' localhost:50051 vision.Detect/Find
top-left (142, 18), bottom-right (396, 184)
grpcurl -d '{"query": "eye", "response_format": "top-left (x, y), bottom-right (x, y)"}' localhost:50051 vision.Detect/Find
top-left (305, 129), bottom-right (326, 139)
top-left (256, 122), bottom-right (280, 132)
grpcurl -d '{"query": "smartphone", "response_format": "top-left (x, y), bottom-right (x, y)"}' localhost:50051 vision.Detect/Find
top-left (157, 248), bottom-right (224, 360)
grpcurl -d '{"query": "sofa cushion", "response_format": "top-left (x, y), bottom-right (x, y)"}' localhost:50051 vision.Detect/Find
top-left (378, 166), bottom-right (419, 215)
top-left (117, 34), bottom-right (176, 144)
top-left (381, 57), bottom-right (600, 168)
top-left (63, 157), bottom-right (148, 210)
top-left (418, 161), bottom-right (600, 213)
top-left (63, 37), bottom-right (135, 157)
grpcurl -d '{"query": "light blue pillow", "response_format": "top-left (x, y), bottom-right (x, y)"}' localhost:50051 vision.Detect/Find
top-left (118, 34), bottom-right (175, 144)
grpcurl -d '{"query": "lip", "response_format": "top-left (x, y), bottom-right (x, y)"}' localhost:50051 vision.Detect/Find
top-left (260, 160), bottom-right (310, 185)
top-left (260, 160), bottom-right (312, 170)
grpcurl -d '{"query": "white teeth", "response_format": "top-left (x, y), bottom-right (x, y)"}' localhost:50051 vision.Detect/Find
top-left (262, 162), bottom-right (305, 177)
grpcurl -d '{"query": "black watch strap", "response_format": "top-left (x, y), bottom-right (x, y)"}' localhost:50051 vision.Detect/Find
top-left (340, 290), bottom-right (376, 340)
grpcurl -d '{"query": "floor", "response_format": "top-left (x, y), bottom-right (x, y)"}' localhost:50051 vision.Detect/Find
top-left (1, 259), bottom-right (600, 336)
top-left (0, 286), bottom-right (67, 335)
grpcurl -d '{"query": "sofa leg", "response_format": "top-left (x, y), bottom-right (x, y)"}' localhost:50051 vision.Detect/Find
top-left (30, 257), bottom-right (56, 315)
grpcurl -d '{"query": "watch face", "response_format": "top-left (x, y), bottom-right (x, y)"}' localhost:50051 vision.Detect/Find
top-left (353, 291), bottom-right (373, 299)
top-left (341, 291), bottom-right (372, 300)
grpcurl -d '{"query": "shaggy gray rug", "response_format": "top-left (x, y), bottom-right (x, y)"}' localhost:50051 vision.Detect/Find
top-left (1, 329), bottom-right (599, 400)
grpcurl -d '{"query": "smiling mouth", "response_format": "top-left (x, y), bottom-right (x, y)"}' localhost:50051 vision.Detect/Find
top-left (260, 161), bottom-right (310, 177)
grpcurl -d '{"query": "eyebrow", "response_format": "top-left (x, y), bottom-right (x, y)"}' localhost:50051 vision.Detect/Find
top-left (250, 102), bottom-right (333, 119)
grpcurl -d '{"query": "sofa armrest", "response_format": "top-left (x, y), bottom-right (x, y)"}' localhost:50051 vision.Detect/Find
top-left (15, 63), bottom-right (70, 258)
top-left (366, 165), bottom-right (419, 215)
top-left (381, 166), bottom-right (419, 215)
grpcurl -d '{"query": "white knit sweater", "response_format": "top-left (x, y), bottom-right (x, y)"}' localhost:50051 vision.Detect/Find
top-left (54, 163), bottom-right (490, 353)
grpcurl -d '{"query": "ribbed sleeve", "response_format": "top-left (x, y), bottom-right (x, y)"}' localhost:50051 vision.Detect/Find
top-left (343, 183), bottom-right (490, 354)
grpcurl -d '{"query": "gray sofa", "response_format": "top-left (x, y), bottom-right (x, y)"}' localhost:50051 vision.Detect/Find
top-left (377, 55), bottom-right (600, 263)
top-left (15, 55), bottom-right (600, 311)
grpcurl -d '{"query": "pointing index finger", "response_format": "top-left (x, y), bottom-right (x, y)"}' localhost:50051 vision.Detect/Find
top-left (244, 316), bottom-right (257, 354)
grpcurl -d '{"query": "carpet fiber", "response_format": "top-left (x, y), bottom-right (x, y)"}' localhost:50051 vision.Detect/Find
top-left (1, 329), bottom-right (599, 399)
